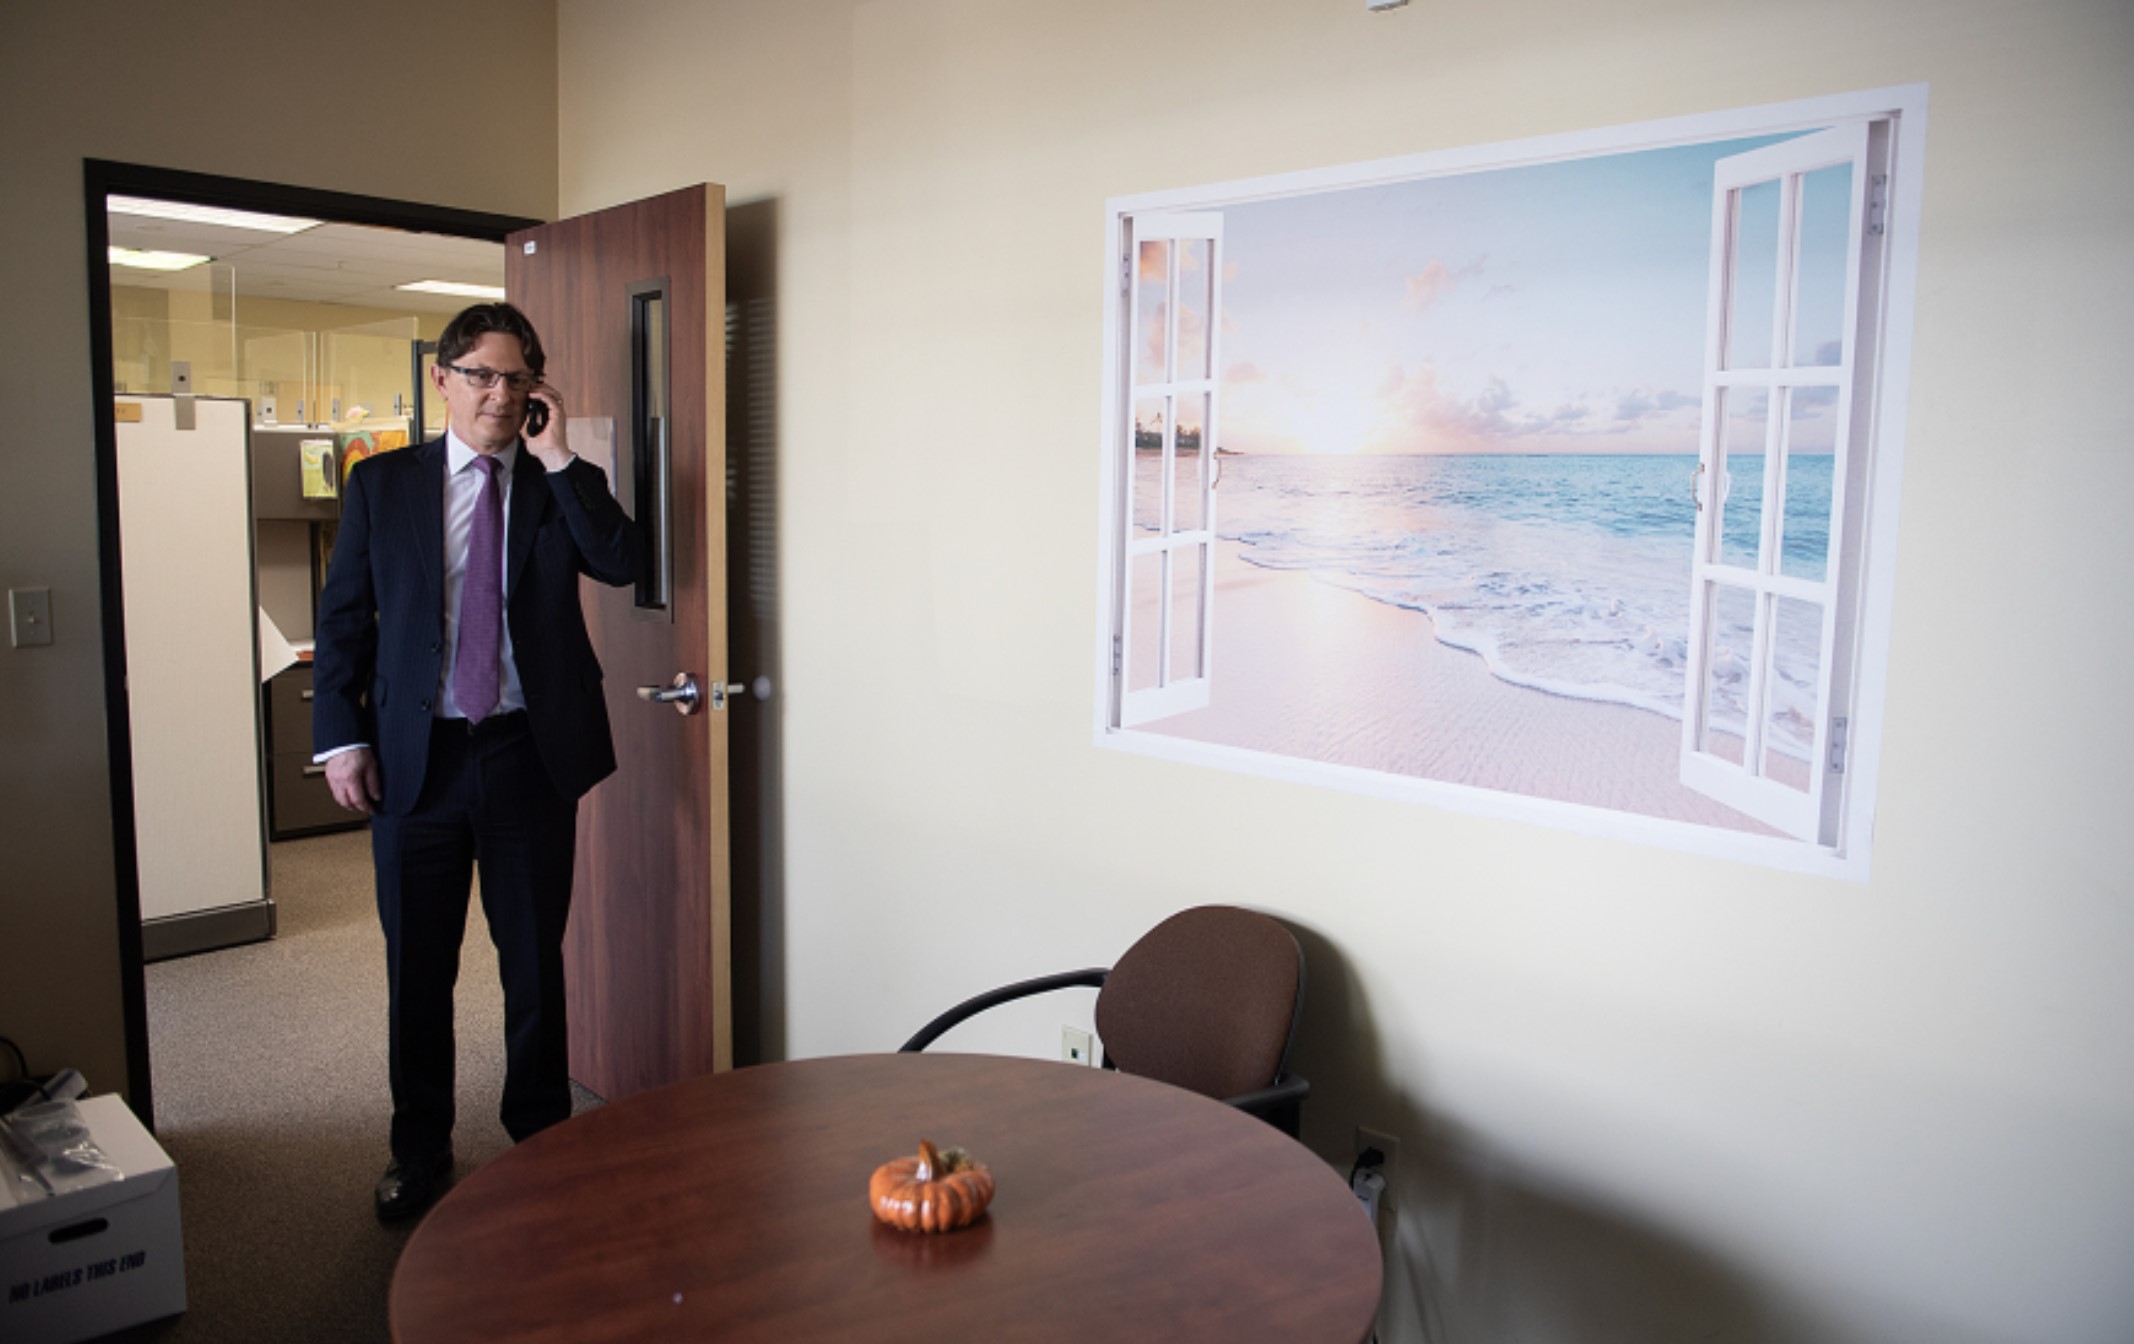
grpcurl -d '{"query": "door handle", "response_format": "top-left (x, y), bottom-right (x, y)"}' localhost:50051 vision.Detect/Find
top-left (637, 673), bottom-right (703, 716)
top-left (636, 674), bottom-right (774, 716)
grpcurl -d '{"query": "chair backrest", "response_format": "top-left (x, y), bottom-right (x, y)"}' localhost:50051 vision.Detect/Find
top-left (1093, 905), bottom-right (1304, 1102)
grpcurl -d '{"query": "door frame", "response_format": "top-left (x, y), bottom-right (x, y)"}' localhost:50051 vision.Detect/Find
top-left (83, 159), bottom-right (540, 1127)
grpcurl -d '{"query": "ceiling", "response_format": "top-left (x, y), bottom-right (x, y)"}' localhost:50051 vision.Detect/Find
top-left (107, 209), bottom-right (506, 316)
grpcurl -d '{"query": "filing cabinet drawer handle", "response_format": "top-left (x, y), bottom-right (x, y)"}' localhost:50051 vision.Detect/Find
top-left (302, 764), bottom-right (327, 778)
top-left (299, 689), bottom-right (314, 701)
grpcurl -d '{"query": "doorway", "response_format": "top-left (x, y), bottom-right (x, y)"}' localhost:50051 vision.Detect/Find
top-left (85, 159), bottom-right (538, 1125)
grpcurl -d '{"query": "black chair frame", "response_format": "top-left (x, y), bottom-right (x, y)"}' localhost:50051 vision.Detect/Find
top-left (899, 953), bottom-right (1311, 1138)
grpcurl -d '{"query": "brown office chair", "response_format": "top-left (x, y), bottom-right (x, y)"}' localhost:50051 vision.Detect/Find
top-left (899, 905), bottom-right (1311, 1137)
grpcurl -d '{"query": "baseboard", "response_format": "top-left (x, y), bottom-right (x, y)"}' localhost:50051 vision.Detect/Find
top-left (142, 900), bottom-right (277, 962)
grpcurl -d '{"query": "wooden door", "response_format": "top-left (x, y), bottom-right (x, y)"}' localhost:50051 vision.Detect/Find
top-left (507, 185), bottom-right (730, 1098)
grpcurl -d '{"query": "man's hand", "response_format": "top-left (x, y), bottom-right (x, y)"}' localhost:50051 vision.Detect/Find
top-left (326, 748), bottom-right (383, 815)
top-left (524, 385), bottom-right (573, 471)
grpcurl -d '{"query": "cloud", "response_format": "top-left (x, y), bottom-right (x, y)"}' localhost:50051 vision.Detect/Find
top-left (1142, 300), bottom-right (1212, 375)
top-left (1614, 387), bottom-right (1700, 423)
top-left (1402, 254), bottom-right (1489, 314)
top-left (1404, 261), bottom-right (1458, 314)
top-left (1142, 301), bottom-right (1167, 370)
top-left (1225, 361), bottom-right (1265, 384)
top-left (1222, 259), bottom-right (1241, 283)
top-left (1366, 370), bottom-right (1704, 453)
top-left (1792, 384), bottom-right (1840, 420)
top-left (1614, 391), bottom-right (1657, 421)
top-left (1374, 364), bottom-right (1563, 450)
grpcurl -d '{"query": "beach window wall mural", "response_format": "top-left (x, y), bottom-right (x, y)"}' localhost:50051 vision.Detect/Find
top-left (1096, 88), bottom-right (1925, 876)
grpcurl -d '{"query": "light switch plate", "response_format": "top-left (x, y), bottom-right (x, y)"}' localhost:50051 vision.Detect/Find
top-left (10, 588), bottom-right (54, 648)
top-left (171, 360), bottom-right (192, 394)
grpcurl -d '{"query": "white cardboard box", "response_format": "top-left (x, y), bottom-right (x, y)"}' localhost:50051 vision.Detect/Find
top-left (0, 1094), bottom-right (186, 1344)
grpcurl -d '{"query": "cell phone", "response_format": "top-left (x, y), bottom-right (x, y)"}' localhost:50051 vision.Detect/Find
top-left (524, 395), bottom-right (550, 438)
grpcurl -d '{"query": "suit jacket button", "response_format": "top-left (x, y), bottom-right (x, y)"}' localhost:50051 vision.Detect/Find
top-left (419, 699), bottom-right (431, 711)
top-left (430, 641), bottom-right (440, 653)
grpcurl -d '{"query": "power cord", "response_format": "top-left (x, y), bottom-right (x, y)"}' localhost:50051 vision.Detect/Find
top-left (0, 1035), bottom-right (80, 1115)
top-left (1347, 1146), bottom-right (1389, 1344)
top-left (1349, 1145), bottom-right (1387, 1184)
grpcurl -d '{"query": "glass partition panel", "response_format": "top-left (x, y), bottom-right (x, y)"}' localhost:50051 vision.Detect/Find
top-left (325, 318), bottom-right (420, 425)
top-left (111, 316), bottom-right (158, 395)
top-left (240, 328), bottom-right (317, 424)
top-left (108, 264), bottom-right (239, 396)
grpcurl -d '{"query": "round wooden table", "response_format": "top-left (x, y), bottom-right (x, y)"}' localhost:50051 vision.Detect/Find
top-left (390, 1053), bottom-right (1381, 1342)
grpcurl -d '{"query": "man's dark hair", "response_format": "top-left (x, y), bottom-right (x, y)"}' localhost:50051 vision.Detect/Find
top-left (436, 302), bottom-right (546, 377)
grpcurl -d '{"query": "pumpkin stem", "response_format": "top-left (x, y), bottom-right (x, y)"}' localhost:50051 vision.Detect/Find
top-left (916, 1139), bottom-right (941, 1183)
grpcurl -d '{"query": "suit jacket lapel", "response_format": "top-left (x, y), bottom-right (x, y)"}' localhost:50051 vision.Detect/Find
top-left (409, 438), bottom-right (447, 609)
top-left (505, 446), bottom-right (548, 603)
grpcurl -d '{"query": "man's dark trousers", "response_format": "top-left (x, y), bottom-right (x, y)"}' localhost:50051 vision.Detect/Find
top-left (373, 711), bottom-right (577, 1164)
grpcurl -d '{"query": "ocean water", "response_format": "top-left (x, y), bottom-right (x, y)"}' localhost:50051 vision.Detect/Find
top-left (1212, 452), bottom-right (1833, 755)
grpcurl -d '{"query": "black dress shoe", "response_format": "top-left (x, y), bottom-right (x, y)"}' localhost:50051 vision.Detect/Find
top-left (374, 1152), bottom-right (453, 1222)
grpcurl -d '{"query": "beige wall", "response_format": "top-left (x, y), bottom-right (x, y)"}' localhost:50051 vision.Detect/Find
top-left (559, 2), bottom-right (2132, 1341)
top-left (0, 2), bottom-right (556, 1107)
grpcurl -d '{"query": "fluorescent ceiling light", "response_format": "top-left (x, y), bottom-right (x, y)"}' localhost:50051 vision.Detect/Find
top-left (396, 280), bottom-right (507, 299)
top-left (108, 195), bottom-right (320, 234)
top-left (109, 246), bottom-right (211, 272)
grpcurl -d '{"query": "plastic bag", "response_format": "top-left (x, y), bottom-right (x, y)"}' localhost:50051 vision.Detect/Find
top-left (0, 1099), bottom-right (121, 1199)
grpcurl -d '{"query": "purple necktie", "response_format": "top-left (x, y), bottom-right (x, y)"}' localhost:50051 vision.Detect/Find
top-left (454, 455), bottom-right (503, 723)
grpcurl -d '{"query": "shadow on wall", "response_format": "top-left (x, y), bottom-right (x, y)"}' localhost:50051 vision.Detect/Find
top-left (1282, 920), bottom-right (1776, 1344)
top-left (727, 196), bottom-right (784, 1067)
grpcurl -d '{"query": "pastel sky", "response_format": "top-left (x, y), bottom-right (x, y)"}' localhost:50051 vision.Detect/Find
top-left (1208, 130), bottom-right (1851, 455)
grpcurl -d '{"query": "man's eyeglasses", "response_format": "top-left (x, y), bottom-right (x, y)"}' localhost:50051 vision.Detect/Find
top-left (441, 363), bottom-right (538, 393)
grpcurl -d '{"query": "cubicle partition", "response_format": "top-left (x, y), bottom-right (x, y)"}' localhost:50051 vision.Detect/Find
top-left (116, 394), bottom-right (274, 958)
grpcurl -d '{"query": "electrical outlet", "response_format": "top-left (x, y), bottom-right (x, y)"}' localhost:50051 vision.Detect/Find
top-left (1355, 1126), bottom-right (1399, 1212)
top-left (1061, 1026), bottom-right (1095, 1066)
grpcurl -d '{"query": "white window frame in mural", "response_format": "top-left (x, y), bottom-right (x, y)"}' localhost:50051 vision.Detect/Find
top-left (1682, 124), bottom-right (1884, 844)
top-left (1091, 85), bottom-right (1927, 880)
top-left (1116, 212), bottom-right (1225, 728)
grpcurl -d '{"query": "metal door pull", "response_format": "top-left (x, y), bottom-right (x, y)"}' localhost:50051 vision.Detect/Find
top-left (636, 674), bottom-right (774, 716)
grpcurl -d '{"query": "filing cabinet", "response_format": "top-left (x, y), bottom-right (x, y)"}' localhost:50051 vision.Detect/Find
top-left (264, 663), bottom-right (363, 839)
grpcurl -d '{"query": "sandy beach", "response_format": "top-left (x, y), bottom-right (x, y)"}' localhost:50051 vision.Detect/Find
top-left (1142, 541), bottom-right (1782, 836)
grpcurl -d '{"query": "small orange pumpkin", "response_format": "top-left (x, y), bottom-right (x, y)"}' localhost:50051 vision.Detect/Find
top-left (869, 1140), bottom-right (995, 1233)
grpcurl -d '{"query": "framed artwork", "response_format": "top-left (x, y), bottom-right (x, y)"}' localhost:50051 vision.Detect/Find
top-left (1095, 86), bottom-right (1927, 877)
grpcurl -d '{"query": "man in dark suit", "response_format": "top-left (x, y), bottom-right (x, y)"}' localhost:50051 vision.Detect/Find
top-left (312, 302), bottom-right (640, 1220)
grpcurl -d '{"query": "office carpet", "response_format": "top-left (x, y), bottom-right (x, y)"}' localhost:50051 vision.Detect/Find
top-left (105, 829), bottom-right (600, 1344)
